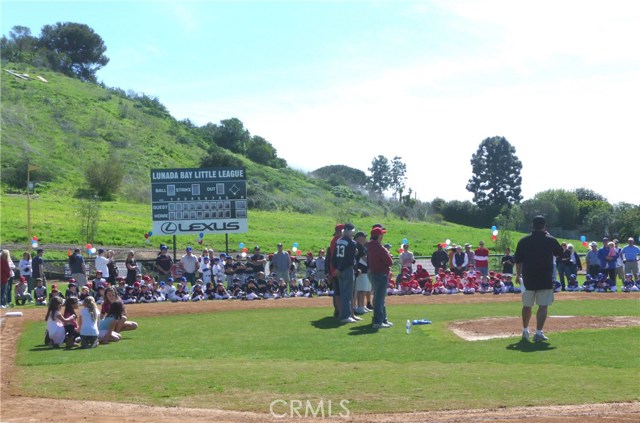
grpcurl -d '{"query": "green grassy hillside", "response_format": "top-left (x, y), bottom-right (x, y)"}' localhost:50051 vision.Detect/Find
top-left (1, 63), bottom-right (382, 215)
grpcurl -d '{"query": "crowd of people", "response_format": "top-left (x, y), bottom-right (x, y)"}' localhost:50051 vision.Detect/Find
top-left (1, 227), bottom-right (639, 343)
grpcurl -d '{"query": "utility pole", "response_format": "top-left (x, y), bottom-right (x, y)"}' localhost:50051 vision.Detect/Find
top-left (27, 164), bottom-right (38, 253)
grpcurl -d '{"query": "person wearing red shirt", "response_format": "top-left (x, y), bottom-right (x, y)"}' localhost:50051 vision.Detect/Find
top-left (474, 241), bottom-right (490, 276)
top-left (366, 226), bottom-right (394, 329)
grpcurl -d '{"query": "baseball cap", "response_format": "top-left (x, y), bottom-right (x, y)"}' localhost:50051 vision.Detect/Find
top-left (167, 277), bottom-right (174, 283)
top-left (180, 276), bottom-right (187, 282)
top-left (354, 231), bottom-right (366, 239)
top-left (98, 248), bottom-right (105, 254)
top-left (254, 245), bottom-right (260, 250)
top-left (143, 275), bottom-right (151, 281)
top-left (68, 278), bottom-right (76, 283)
top-left (277, 243), bottom-right (283, 247)
top-left (160, 244), bottom-right (168, 250)
top-left (371, 227), bottom-right (386, 237)
top-left (334, 224), bottom-right (345, 232)
top-left (344, 223), bottom-right (355, 231)
top-left (186, 246), bottom-right (192, 252)
top-left (532, 215), bottom-right (546, 227)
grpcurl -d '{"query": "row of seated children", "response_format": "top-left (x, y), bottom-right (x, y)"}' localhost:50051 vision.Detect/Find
top-left (572, 273), bottom-right (640, 293)
top-left (387, 267), bottom-right (522, 296)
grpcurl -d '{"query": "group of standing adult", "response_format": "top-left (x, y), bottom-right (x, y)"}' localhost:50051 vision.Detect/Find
top-left (329, 223), bottom-right (393, 329)
top-left (428, 241), bottom-right (492, 277)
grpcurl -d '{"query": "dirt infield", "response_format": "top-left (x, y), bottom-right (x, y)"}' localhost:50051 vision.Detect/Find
top-left (2, 293), bottom-right (639, 422)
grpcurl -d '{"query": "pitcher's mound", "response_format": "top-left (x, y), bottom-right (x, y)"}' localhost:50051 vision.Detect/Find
top-left (449, 316), bottom-right (640, 341)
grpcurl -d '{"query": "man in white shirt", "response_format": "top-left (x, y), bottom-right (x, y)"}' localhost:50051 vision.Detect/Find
top-left (180, 246), bottom-right (199, 286)
top-left (94, 248), bottom-right (109, 279)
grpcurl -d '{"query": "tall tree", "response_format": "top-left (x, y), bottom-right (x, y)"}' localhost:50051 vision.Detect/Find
top-left (466, 136), bottom-right (522, 209)
top-left (389, 156), bottom-right (407, 200)
top-left (367, 155), bottom-right (391, 194)
top-left (38, 22), bottom-right (109, 82)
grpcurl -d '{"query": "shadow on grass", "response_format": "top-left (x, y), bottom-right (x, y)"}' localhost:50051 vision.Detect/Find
top-left (310, 316), bottom-right (342, 330)
top-left (347, 324), bottom-right (379, 336)
top-left (506, 339), bottom-right (557, 352)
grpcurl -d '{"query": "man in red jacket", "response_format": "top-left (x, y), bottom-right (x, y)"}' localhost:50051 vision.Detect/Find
top-left (474, 241), bottom-right (490, 276)
top-left (366, 227), bottom-right (394, 329)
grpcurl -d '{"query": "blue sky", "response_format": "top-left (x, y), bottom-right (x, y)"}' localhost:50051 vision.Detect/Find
top-left (2, 1), bottom-right (639, 204)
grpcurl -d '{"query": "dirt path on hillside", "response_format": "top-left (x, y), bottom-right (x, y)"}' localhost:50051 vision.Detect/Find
top-left (2, 293), bottom-right (639, 422)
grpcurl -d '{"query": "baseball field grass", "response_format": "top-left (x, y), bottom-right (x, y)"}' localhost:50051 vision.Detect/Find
top-left (13, 297), bottom-right (640, 414)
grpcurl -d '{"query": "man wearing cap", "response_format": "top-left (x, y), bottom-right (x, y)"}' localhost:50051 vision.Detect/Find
top-left (585, 241), bottom-right (601, 278)
top-left (249, 246), bottom-right (266, 279)
top-left (94, 248), bottom-right (109, 280)
top-left (69, 248), bottom-right (87, 288)
top-left (272, 243), bottom-right (291, 286)
top-left (431, 244), bottom-right (448, 274)
top-left (155, 245), bottom-right (173, 283)
top-left (333, 223), bottom-right (358, 323)
top-left (621, 237), bottom-right (640, 279)
top-left (514, 216), bottom-right (563, 342)
top-left (328, 224), bottom-right (344, 318)
top-left (180, 247), bottom-right (199, 286)
top-left (367, 226), bottom-right (393, 328)
top-left (32, 248), bottom-right (46, 287)
top-left (474, 241), bottom-right (490, 276)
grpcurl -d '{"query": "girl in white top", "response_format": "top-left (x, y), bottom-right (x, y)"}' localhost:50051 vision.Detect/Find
top-left (78, 296), bottom-right (100, 348)
top-left (45, 296), bottom-right (74, 347)
top-left (18, 252), bottom-right (32, 289)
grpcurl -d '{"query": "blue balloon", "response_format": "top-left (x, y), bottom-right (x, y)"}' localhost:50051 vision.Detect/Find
top-left (580, 235), bottom-right (586, 242)
top-left (199, 232), bottom-right (205, 238)
top-left (491, 225), bottom-right (497, 231)
top-left (402, 238), bottom-right (409, 245)
top-left (239, 242), bottom-right (244, 248)
top-left (293, 242), bottom-right (299, 248)
top-left (148, 231), bottom-right (153, 236)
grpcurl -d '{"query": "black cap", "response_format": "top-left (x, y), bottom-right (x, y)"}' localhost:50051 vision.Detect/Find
top-left (532, 215), bottom-right (546, 229)
top-left (344, 223), bottom-right (355, 231)
top-left (354, 231), bottom-right (366, 238)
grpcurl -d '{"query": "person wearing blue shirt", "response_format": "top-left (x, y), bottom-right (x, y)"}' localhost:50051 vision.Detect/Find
top-left (597, 238), bottom-right (619, 286)
top-left (621, 238), bottom-right (640, 280)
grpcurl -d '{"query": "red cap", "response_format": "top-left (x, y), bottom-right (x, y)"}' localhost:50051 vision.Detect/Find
top-left (371, 227), bottom-right (387, 237)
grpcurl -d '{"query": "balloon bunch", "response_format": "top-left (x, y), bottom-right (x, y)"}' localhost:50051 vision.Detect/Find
top-left (291, 242), bottom-right (302, 256)
top-left (398, 238), bottom-right (409, 253)
top-left (580, 235), bottom-right (588, 247)
top-left (31, 236), bottom-right (39, 249)
top-left (144, 230), bottom-right (153, 244)
top-left (438, 239), bottom-right (451, 248)
top-left (198, 232), bottom-right (205, 245)
top-left (86, 243), bottom-right (96, 255)
top-left (239, 242), bottom-right (248, 258)
top-left (491, 225), bottom-right (498, 241)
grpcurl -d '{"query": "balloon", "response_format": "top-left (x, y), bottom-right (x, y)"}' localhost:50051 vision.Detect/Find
top-left (86, 244), bottom-right (92, 249)
top-left (445, 239), bottom-right (451, 245)
top-left (292, 246), bottom-right (298, 252)
top-left (145, 238), bottom-right (151, 244)
top-left (580, 235), bottom-right (586, 242)
top-left (402, 238), bottom-right (409, 245)
top-left (491, 225), bottom-right (497, 231)
top-left (492, 230), bottom-right (498, 236)
top-left (239, 242), bottom-right (245, 248)
top-left (87, 249), bottom-right (93, 255)
top-left (242, 247), bottom-right (248, 253)
top-left (198, 239), bottom-right (203, 245)
top-left (199, 232), bottom-right (204, 238)
top-left (90, 247), bottom-right (96, 254)
top-left (144, 233), bottom-right (149, 239)
top-left (241, 252), bottom-right (247, 258)
top-left (296, 250), bottom-right (301, 256)
top-left (398, 248), bottom-right (403, 253)
top-left (32, 236), bottom-right (38, 241)
top-left (148, 231), bottom-right (153, 237)
top-left (441, 243), bottom-right (447, 248)
top-left (582, 241), bottom-right (588, 247)
top-left (31, 242), bottom-right (38, 248)
top-left (293, 242), bottom-right (299, 248)
top-left (491, 235), bottom-right (497, 241)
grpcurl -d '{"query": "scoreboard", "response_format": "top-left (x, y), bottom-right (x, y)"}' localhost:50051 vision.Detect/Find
top-left (151, 167), bottom-right (247, 235)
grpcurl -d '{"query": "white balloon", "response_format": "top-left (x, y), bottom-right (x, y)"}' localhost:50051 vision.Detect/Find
top-left (445, 239), bottom-right (451, 245)
top-left (492, 230), bottom-right (498, 236)
top-left (31, 242), bottom-right (38, 248)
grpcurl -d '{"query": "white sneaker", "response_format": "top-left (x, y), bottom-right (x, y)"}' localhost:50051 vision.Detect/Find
top-left (384, 320), bottom-right (394, 327)
top-left (352, 315), bottom-right (363, 321)
top-left (340, 318), bottom-right (356, 324)
top-left (372, 322), bottom-right (391, 329)
top-left (533, 332), bottom-right (548, 342)
top-left (522, 329), bottom-right (530, 340)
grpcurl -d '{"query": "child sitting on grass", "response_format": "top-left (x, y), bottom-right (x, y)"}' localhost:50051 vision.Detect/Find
top-left (78, 296), bottom-right (100, 348)
top-left (62, 297), bottom-right (80, 347)
top-left (45, 296), bottom-right (75, 348)
top-left (33, 278), bottom-right (47, 306)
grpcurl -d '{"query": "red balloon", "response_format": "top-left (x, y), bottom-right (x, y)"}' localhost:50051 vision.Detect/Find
top-left (86, 244), bottom-right (92, 249)
top-left (296, 250), bottom-right (301, 255)
top-left (242, 247), bottom-right (248, 253)
top-left (491, 235), bottom-right (497, 241)
top-left (144, 233), bottom-right (149, 239)
top-left (582, 241), bottom-right (588, 247)
top-left (32, 236), bottom-right (38, 241)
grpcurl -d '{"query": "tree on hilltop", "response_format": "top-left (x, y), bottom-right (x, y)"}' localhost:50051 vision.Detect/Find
top-left (38, 22), bottom-right (109, 82)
